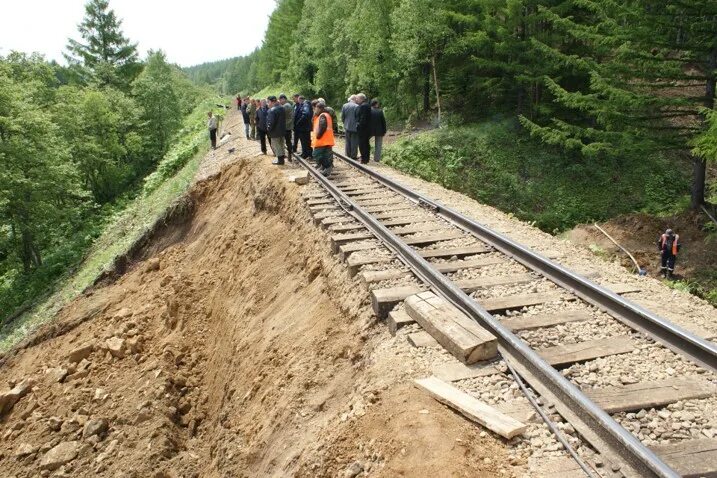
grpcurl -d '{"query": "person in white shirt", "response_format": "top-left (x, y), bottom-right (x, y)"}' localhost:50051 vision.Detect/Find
top-left (207, 111), bottom-right (218, 149)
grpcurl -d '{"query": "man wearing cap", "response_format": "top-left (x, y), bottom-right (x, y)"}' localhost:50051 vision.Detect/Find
top-left (279, 94), bottom-right (294, 157)
top-left (656, 228), bottom-right (681, 279)
top-left (266, 96), bottom-right (286, 165)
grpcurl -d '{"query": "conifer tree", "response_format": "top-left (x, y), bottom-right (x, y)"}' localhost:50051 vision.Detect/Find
top-left (65, 0), bottom-right (140, 90)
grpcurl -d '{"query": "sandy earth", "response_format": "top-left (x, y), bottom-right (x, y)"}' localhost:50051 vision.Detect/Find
top-left (0, 111), bottom-right (510, 477)
top-left (1, 109), bottom-right (714, 478)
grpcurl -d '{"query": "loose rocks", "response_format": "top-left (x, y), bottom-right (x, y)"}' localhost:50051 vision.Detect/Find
top-left (39, 441), bottom-right (80, 470)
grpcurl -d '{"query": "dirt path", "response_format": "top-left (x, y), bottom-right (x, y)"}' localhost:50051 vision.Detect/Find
top-left (0, 110), bottom-right (510, 477)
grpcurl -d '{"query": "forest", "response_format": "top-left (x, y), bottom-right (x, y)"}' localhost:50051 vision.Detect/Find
top-left (191, 0), bottom-right (717, 216)
top-left (0, 0), bottom-right (212, 323)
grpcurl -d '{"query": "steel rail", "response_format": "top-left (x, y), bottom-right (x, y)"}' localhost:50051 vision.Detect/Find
top-left (331, 151), bottom-right (717, 374)
top-left (294, 153), bottom-right (678, 478)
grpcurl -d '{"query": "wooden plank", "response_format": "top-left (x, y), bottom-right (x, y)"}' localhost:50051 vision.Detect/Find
top-left (339, 242), bottom-right (382, 260)
top-left (371, 285), bottom-right (426, 318)
top-left (371, 275), bottom-right (535, 318)
top-left (403, 232), bottom-right (464, 246)
top-left (414, 376), bottom-right (527, 439)
top-left (419, 245), bottom-right (491, 259)
top-left (352, 193), bottom-right (397, 202)
top-left (501, 310), bottom-right (593, 332)
top-left (406, 292), bottom-right (497, 364)
top-left (363, 204), bottom-right (414, 214)
top-left (538, 336), bottom-right (635, 367)
top-left (331, 232), bottom-right (373, 252)
top-left (495, 401), bottom-right (541, 425)
top-left (390, 223), bottom-right (448, 236)
top-left (432, 362), bottom-right (501, 382)
top-left (456, 273), bottom-right (535, 292)
top-left (330, 222), bottom-right (364, 233)
top-left (347, 255), bottom-right (394, 276)
top-left (373, 210), bottom-right (424, 220)
top-left (309, 204), bottom-right (339, 213)
top-left (379, 216), bottom-right (424, 227)
top-left (650, 439), bottom-right (717, 478)
top-left (302, 191), bottom-right (328, 199)
top-left (306, 198), bottom-right (334, 206)
top-left (480, 292), bottom-right (570, 313)
top-left (387, 309), bottom-right (415, 335)
top-left (407, 331), bottom-right (440, 348)
top-left (433, 257), bottom-right (505, 274)
top-left (354, 197), bottom-right (406, 207)
top-left (584, 377), bottom-right (716, 414)
top-left (344, 188), bottom-right (387, 197)
top-left (320, 215), bottom-right (354, 227)
top-left (360, 268), bottom-right (410, 284)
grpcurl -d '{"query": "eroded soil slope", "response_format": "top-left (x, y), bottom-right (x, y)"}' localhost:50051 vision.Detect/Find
top-left (0, 152), bottom-right (508, 477)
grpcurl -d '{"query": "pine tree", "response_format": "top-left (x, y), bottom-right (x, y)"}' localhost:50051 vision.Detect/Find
top-left (65, 0), bottom-right (140, 90)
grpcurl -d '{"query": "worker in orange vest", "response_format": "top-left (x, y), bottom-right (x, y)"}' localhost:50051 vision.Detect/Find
top-left (656, 228), bottom-right (680, 279)
top-left (311, 100), bottom-right (335, 177)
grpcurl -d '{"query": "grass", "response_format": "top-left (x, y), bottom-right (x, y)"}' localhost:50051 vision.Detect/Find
top-left (0, 99), bottom-right (223, 352)
top-left (383, 120), bottom-right (689, 233)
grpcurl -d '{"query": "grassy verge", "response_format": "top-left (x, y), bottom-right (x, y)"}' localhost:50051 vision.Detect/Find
top-left (383, 120), bottom-right (689, 233)
top-left (0, 99), bottom-right (224, 352)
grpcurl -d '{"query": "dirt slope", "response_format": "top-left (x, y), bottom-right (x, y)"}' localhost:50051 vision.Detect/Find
top-left (0, 128), bottom-right (508, 477)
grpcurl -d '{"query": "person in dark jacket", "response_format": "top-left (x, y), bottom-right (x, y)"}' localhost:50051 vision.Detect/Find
top-left (266, 95), bottom-right (287, 165)
top-left (341, 95), bottom-right (359, 159)
top-left (240, 98), bottom-right (251, 139)
top-left (656, 228), bottom-right (681, 278)
top-left (369, 99), bottom-right (387, 162)
top-left (248, 99), bottom-right (257, 140)
top-left (355, 93), bottom-right (372, 164)
top-left (279, 94), bottom-right (294, 156)
top-left (256, 99), bottom-right (269, 155)
top-left (293, 95), bottom-right (313, 159)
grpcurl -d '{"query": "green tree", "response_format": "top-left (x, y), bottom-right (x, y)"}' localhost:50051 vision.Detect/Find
top-left (65, 0), bottom-right (140, 90)
top-left (0, 60), bottom-right (85, 272)
top-left (52, 86), bottom-right (143, 202)
top-left (133, 51), bottom-right (182, 159)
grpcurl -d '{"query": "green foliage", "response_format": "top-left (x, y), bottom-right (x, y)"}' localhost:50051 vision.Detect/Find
top-left (132, 51), bottom-right (183, 160)
top-left (142, 100), bottom-right (223, 194)
top-left (64, 0), bottom-right (140, 90)
top-left (384, 122), bottom-right (688, 232)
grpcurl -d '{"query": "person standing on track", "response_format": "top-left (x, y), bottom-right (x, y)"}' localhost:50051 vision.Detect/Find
top-left (370, 99), bottom-right (387, 162)
top-left (248, 98), bottom-right (257, 140)
top-left (279, 94), bottom-right (294, 157)
top-left (341, 95), bottom-right (359, 159)
top-left (240, 98), bottom-right (251, 139)
top-left (207, 111), bottom-right (218, 150)
top-left (657, 228), bottom-right (681, 279)
top-left (256, 99), bottom-right (269, 155)
top-left (266, 95), bottom-right (287, 165)
top-left (318, 97), bottom-right (339, 134)
top-left (312, 100), bottom-right (335, 177)
top-left (294, 95), bottom-right (313, 159)
top-left (356, 93), bottom-right (371, 164)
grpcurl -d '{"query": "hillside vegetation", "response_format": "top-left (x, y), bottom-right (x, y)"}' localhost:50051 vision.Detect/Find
top-left (0, 0), bottom-right (216, 326)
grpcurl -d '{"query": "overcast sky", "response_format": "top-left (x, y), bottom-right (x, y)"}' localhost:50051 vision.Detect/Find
top-left (0, 0), bottom-right (276, 67)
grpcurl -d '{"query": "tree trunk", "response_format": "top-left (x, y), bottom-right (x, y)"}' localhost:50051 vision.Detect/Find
top-left (691, 155), bottom-right (707, 209)
top-left (431, 54), bottom-right (442, 126)
top-left (422, 63), bottom-right (430, 112)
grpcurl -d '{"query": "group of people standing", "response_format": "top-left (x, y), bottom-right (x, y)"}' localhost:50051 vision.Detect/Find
top-left (235, 92), bottom-right (386, 174)
top-left (341, 94), bottom-right (387, 164)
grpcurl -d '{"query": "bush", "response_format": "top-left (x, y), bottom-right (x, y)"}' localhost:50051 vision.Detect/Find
top-left (384, 121), bottom-right (689, 232)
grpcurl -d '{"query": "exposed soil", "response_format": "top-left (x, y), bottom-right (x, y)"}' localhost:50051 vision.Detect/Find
top-left (0, 112), bottom-right (509, 477)
top-left (564, 212), bottom-right (717, 282)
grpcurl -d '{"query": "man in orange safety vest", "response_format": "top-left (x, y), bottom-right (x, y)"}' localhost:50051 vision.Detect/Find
top-left (311, 100), bottom-right (335, 177)
top-left (656, 228), bottom-right (680, 279)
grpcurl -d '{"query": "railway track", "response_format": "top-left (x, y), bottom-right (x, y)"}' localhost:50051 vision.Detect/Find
top-left (291, 150), bottom-right (717, 478)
